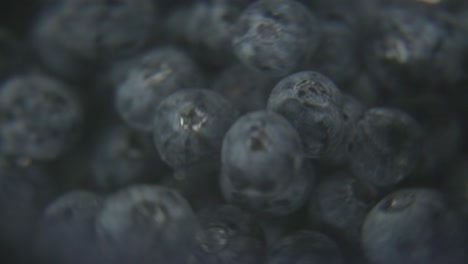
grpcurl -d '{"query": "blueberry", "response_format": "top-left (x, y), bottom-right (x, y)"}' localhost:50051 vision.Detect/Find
top-left (267, 70), bottom-right (345, 159)
top-left (211, 63), bottom-right (278, 114)
top-left (349, 107), bottom-right (423, 192)
top-left (220, 110), bottom-right (312, 216)
top-left (308, 171), bottom-right (377, 248)
top-left (115, 46), bottom-right (205, 132)
top-left (153, 89), bottom-right (237, 169)
top-left (95, 184), bottom-right (198, 264)
top-left (232, 0), bottom-right (320, 76)
top-left (90, 124), bottom-right (165, 192)
top-left (332, 94), bottom-right (365, 164)
top-left (268, 230), bottom-right (345, 264)
top-left (165, 0), bottom-right (250, 67)
top-left (191, 205), bottom-right (266, 264)
top-left (33, 0), bottom-right (157, 80)
top-left (365, 7), bottom-right (467, 95)
top-left (0, 73), bottom-right (83, 160)
top-left (36, 190), bottom-right (103, 264)
top-left (362, 188), bottom-right (468, 264)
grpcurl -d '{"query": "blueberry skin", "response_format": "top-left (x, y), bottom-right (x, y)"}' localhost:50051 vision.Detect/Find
top-left (90, 124), bottom-right (164, 192)
top-left (0, 73), bottom-right (83, 160)
top-left (116, 47), bottom-right (205, 132)
top-left (211, 63), bottom-right (278, 114)
top-left (232, 0), bottom-right (320, 77)
top-left (331, 94), bottom-right (365, 164)
top-left (36, 190), bottom-right (103, 264)
top-left (267, 70), bottom-right (345, 159)
top-left (365, 8), bottom-right (467, 94)
top-left (308, 172), bottom-right (376, 247)
top-left (268, 230), bottom-right (345, 264)
top-left (165, 0), bottom-right (250, 67)
top-left (191, 205), bottom-right (266, 264)
top-left (95, 185), bottom-right (198, 264)
top-left (220, 110), bottom-right (312, 216)
top-left (349, 107), bottom-right (423, 192)
top-left (33, 0), bottom-right (156, 80)
top-left (362, 188), bottom-right (468, 264)
top-left (153, 89), bottom-right (237, 169)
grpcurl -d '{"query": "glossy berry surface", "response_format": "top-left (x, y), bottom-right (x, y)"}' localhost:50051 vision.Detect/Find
top-left (153, 89), bottom-right (237, 169)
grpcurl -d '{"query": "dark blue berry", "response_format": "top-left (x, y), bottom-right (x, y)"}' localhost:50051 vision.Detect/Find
top-left (232, 0), bottom-right (320, 76)
top-left (115, 46), bottom-right (205, 132)
top-left (0, 73), bottom-right (83, 160)
top-left (33, 0), bottom-right (157, 79)
top-left (349, 107), bottom-right (423, 192)
top-left (308, 171), bottom-right (376, 248)
top-left (362, 188), bottom-right (468, 264)
top-left (36, 190), bottom-right (103, 264)
top-left (267, 70), bottom-right (345, 159)
top-left (220, 110), bottom-right (312, 216)
top-left (153, 89), bottom-right (237, 169)
top-left (191, 205), bottom-right (266, 264)
top-left (95, 185), bottom-right (198, 264)
top-left (165, 0), bottom-right (250, 67)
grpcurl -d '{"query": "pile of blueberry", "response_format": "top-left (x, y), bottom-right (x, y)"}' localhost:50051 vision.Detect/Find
top-left (0, 0), bottom-right (467, 264)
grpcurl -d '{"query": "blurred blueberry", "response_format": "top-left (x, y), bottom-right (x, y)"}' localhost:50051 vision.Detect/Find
top-left (115, 46), bottom-right (205, 132)
top-left (232, 0), bottom-right (321, 77)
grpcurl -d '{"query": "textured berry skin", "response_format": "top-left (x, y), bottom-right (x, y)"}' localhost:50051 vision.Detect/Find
top-left (349, 107), bottom-right (423, 192)
top-left (308, 172), bottom-right (376, 248)
top-left (268, 230), bottom-right (345, 264)
top-left (153, 89), bottom-right (237, 169)
top-left (220, 110), bottom-right (312, 216)
top-left (165, 0), bottom-right (250, 67)
top-left (0, 73), bottom-right (83, 160)
top-left (95, 185), bottom-right (198, 264)
top-left (36, 190), bottom-right (103, 264)
top-left (33, 0), bottom-right (156, 79)
top-left (267, 70), bottom-right (345, 159)
top-left (362, 188), bottom-right (468, 264)
top-left (191, 205), bottom-right (266, 264)
top-left (115, 47), bottom-right (204, 132)
top-left (232, 0), bottom-right (320, 77)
